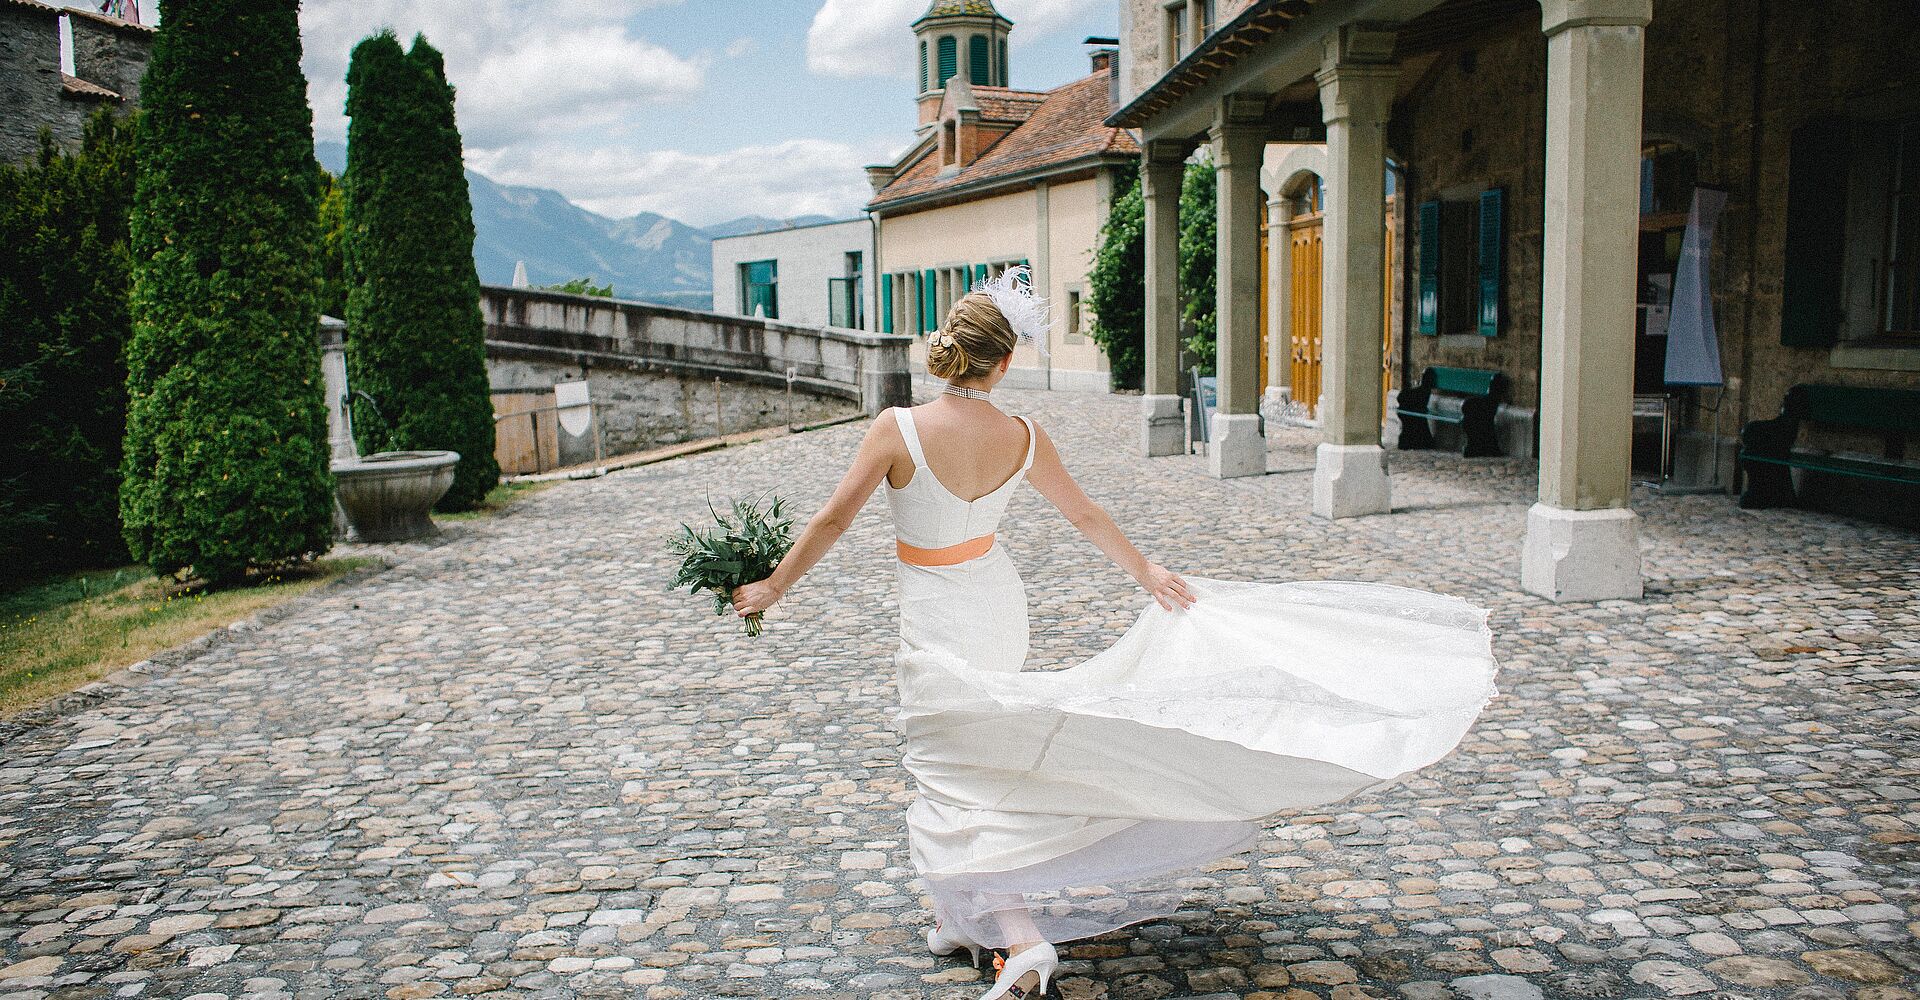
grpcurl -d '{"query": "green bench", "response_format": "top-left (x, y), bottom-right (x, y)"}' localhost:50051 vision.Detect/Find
top-left (1396, 366), bottom-right (1509, 457)
top-left (1738, 383), bottom-right (1920, 508)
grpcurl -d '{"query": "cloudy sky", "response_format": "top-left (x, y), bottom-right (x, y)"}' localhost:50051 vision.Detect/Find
top-left (86, 0), bottom-right (1117, 226)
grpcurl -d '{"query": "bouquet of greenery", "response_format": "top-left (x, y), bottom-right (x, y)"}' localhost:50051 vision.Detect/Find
top-left (666, 492), bottom-right (795, 637)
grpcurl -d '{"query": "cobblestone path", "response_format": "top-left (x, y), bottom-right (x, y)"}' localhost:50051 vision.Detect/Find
top-left (2, 386), bottom-right (1916, 1000)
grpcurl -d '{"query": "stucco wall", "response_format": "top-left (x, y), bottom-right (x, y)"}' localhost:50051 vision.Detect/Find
top-left (710, 218), bottom-right (875, 329)
top-left (879, 173), bottom-right (1117, 392)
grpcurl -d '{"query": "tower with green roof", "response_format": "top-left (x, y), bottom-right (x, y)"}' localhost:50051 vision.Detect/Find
top-left (913, 0), bottom-right (1011, 125)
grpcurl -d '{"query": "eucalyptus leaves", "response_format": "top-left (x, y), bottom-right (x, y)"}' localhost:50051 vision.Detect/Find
top-left (667, 493), bottom-right (794, 637)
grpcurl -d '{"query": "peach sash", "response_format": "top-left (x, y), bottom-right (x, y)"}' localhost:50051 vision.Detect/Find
top-left (897, 532), bottom-right (995, 566)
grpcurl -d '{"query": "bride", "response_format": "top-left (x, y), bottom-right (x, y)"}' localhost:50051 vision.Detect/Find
top-left (730, 269), bottom-right (1498, 999)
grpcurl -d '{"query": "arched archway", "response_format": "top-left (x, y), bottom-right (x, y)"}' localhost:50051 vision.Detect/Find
top-left (1261, 145), bottom-right (1331, 420)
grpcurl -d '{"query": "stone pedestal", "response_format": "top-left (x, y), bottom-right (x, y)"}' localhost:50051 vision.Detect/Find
top-left (1141, 393), bottom-right (1186, 457)
top-left (1520, 502), bottom-right (1644, 602)
top-left (1312, 442), bottom-right (1391, 519)
top-left (1209, 412), bottom-right (1266, 478)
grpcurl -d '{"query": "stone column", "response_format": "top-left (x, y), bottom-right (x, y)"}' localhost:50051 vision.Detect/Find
top-left (1209, 94), bottom-right (1269, 478)
top-left (1312, 26), bottom-right (1397, 518)
top-left (1264, 192), bottom-right (1294, 417)
top-left (1521, 0), bottom-right (1650, 602)
top-left (1141, 140), bottom-right (1187, 457)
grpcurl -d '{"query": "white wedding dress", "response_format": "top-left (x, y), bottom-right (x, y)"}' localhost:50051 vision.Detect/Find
top-left (883, 405), bottom-right (1498, 949)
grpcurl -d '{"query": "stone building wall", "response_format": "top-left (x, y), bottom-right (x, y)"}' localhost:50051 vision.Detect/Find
top-left (0, 2), bottom-right (150, 165)
top-left (1395, 0), bottom-right (1920, 476)
top-left (0, 2), bottom-right (70, 164)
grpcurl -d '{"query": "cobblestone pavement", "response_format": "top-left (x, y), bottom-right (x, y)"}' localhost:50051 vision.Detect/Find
top-left (2, 385), bottom-right (1917, 1000)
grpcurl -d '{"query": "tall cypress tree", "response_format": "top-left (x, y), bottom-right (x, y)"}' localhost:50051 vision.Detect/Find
top-left (121, 0), bottom-right (333, 584)
top-left (343, 31), bottom-right (498, 511)
top-left (1086, 172), bottom-right (1144, 390)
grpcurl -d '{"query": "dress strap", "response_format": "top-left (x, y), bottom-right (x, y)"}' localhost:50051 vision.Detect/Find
top-left (893, 406), bottom-right (929, 468)
top-left (1016, 415), bottom-right (1036, 473)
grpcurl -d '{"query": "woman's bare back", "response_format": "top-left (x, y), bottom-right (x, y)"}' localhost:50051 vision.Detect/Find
top-left (885, 402), bottom-right (1032, 502)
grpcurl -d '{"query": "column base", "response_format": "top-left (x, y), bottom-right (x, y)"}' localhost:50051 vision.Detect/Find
top-left (1312, 443), bottom-right (1392, 518)
top-left (1141, 394), bottom-right (1185, 457)
top-left (1520, 502), bottom-right (1644, 602)
top-left (1208, 412), bottom-right (1265, 478)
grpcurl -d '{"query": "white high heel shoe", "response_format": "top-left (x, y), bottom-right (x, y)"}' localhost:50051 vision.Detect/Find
top-left (927, 920), bottom-right (984, 967)
top-left (980, 940), bottom-right (1057, 1000)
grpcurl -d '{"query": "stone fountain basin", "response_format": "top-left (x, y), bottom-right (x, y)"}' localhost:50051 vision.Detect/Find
top-left (331, 450), bottom-right (461, 542)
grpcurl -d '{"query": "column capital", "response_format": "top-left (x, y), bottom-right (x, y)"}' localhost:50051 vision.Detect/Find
top-left (1319, 22), bottom-right (1397, 71)
top-left (1315, 61), bottom-right (1397, 127)
top-left (1540, 0), bottom-right (1651, 36)
top-left (1142, 139), bottom-right (1190, 170)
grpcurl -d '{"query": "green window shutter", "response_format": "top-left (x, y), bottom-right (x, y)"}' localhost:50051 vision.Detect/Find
top-left (882, 275), bottom-right (894, 333)
top-left (974, 263), bottom-right (988, 284)
top-left (961, 266), bottom-right (973, 292)
top-left (1780, 118), bottom-right (1851, 347)
top-left (1417, 200), bottom-right (1440, 335)
top-left (919, 41), bottom-right (928, 92)
top-left (937, 36), bottom-right (957, 87)
top-left (1476, 188), bottom-right (1503, 337)
top-left (922, 268), bottom-right (937, 331)
top-left (969, 35), bottom-right (990, 84)
top-left (998, 39), bottom-right (1007, 85)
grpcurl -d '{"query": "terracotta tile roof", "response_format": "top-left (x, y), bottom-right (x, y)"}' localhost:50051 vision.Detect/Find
top-left (970, 85), bottom-right (1048, 124)
top-left (61, 73), bottom-right (120, 101)
top-left (869, 72), bottom-right (1139, 212)
top-left (0, 0), bottom-right (62, 14)
top-left (64, 6), bottom-right (155, 33)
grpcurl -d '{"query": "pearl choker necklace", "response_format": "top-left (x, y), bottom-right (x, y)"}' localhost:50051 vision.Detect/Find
top-left (942, 382), bottom-right (991, 400)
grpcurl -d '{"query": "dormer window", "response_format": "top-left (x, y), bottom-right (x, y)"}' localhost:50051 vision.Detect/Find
top-left (943, 120), bottom-right (958, 167)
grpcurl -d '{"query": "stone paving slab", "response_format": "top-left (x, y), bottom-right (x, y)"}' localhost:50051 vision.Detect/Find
top-left (0, 386), bottom-right (1915, 999)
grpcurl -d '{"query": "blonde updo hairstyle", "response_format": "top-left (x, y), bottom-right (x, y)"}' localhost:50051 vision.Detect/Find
top-left (927, 290), bottom-right (1018, 381)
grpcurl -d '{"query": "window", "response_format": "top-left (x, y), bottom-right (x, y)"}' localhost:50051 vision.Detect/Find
top-left (1065, 288), bottom-right (1086, 343)
top-left (1165, 2), bottom-right (1186, 63)
top-left (969, 34), bottom-right (990, 84)
top-left (937, 35), bottom-right (957, 88)
top-left (1884, 118), bottom-right (1920, 337)
top-left (919, 40), bottom-right (929, 93)
top-left (998, 39), bottom-right (1007, 85)
top-left (834, 251), bottom-right (863, 329)
top-left (1195, 0), bottom-right (1215, 38)
top-left (740, 260), bottom-right (777, 320)
top-left (1415, 191), bottom-right (1504, 337)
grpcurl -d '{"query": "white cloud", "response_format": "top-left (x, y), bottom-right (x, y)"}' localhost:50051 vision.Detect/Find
top-left (806, 0), bottom-right (1103, 79)
top-left (299, 0), bottom-right (702, 148)
top-left (468, 137), bottom-right (907, 226)
top-left (725, 36), bottom-right (758, 59)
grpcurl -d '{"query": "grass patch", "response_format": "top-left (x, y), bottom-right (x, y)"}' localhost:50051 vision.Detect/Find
top-left (438, 479), bottom-right (557, 522)
top-left (0, 558), bottom-right (372, 716)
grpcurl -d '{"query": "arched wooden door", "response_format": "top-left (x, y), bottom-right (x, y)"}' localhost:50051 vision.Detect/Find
top-left (1285, 181), bottom-right (1395, 423)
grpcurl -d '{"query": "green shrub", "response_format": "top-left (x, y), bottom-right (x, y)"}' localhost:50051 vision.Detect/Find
top-left (342, 31), bottom-right (499, 511)
top-left (1178, 157), bottom-right (1217, 374)
top-left (316, 167), bottom-right (348, 319)
top-left (1086, 173), bottom-right (1144, 390)
top-left (0, 113), bottom-right (136, 575)
top-left (542, 277), bottom-right (614, 297)
top-left (121, 0), bottom-right (334, 585)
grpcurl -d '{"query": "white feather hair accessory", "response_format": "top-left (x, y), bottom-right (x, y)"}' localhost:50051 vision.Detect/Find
top-left (980, 264), bottom-right (1051, 360)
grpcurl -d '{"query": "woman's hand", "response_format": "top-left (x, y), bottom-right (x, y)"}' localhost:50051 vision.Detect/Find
top-left (1138, 562), bottom-right (1196, 611)
top-left (731, 578), bottom-right (785, 618)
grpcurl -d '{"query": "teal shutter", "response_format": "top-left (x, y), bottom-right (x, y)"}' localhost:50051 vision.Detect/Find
top-left (969, 35), bottom-right (990, 84)
top-left (937, 36), bottom-right (957, 87)
top-left (1780, 118), bottom-right (1851, 347)
top-left (974, 263), bottom-right (988, 284)
top-left (922, 268), bottom-right (937, 330)
top-left (961, 266), bottom-right (973, 292)
top-left (919, 41), bottom-right (928, 92)
top-left (882, 276), bottom-right (894, 333)
top-left (1417, 200), bottom-right (1440, 335)
top-left (998, 39), bottom-right (1007, 85)
top-left (1476, 188), bottom-right (1503, 337)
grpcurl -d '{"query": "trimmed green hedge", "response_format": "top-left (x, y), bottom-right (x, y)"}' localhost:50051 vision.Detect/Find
top-left (0, 113), bottom-right (135, 574)
top-left (121, 0), bottom-right (334, 585)
top-left (342, 31), bottom-right (498, 511)
top-left (1087, 172), bottom-right (1144, 390)
top-left (1177, 157), bottom-right (1217, 374)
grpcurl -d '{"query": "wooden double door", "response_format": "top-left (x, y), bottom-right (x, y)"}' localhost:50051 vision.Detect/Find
top-left (1280, 198), bottom-right (1395, 420)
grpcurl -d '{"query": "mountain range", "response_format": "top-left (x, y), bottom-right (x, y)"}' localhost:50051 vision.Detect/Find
top-left (314, 141), bottom-right (834, 310)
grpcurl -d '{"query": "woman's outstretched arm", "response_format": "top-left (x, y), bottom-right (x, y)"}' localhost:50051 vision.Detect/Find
top-left (729, 409), bottom-right (899, 619)
top-left (1023, 420), bottom-right (1196, 610)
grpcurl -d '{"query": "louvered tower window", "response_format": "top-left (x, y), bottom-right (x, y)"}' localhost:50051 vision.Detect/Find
top-left (969, 35), bottom-right (989, 84)
top-left (919, 41), bottom-right (928, 92)
top-left (937, 35), bottom-right (957, 87)
top-left (997, 38), bottom-right (1007, 85)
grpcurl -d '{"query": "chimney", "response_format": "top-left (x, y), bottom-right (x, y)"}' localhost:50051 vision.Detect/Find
top-left (1084, 36), bottom-right (1119, 109)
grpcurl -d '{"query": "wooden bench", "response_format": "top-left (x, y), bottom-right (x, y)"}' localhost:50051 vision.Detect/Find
top-left (1737, 383), bottom-right (1920, 508)
top-left (1396, 366), bottom-right (1509, 457)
